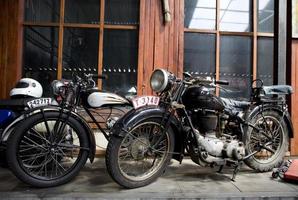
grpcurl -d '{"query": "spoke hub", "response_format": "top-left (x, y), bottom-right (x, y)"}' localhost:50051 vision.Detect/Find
top-left (130, 137), bottom-right (150, 160)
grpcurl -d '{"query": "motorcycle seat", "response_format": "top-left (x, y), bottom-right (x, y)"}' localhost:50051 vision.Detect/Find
top-left (221, 98), bottom-right (250, 115)
top-left (263, 85), bottom-right (293, 95)
top-left (0, 98), bottom-right (35, 109)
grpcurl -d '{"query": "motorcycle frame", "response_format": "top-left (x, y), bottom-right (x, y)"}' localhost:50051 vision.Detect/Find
top-left (111, 81), bottom-right (294, 164)
top-left (23, 103), bottom-right (129, 163)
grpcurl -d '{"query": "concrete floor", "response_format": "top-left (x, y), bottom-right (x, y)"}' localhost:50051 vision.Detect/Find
top-left (0, 158), bottom-right (298, 199)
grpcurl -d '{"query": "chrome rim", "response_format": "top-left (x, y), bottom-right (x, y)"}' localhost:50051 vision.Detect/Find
top-left (118, 122), bottom-right (170, 181)
top-left (249, 115), bottom-right (284, 164)
top-left (17, 120), bottom-right (85, 180)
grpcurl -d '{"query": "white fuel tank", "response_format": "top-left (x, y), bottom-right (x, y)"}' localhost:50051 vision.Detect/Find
top-left (87, 92), bottom-right (130, 108)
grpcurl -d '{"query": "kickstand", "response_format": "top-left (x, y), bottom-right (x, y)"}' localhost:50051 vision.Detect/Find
top-left (231, 161), bottom-right (243, 181)
top-left (217, 165), bottom-right (224, 173)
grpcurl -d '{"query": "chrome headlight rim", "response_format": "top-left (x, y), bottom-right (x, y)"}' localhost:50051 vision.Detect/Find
top-left (150, 69), bottom-right (169, 93)
top-left (51, 80), bottom-right (65, 96)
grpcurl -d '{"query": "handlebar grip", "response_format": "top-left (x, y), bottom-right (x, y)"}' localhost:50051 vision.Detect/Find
top-left (215, 80), bottom-right (229, 85)
top-left (91, 74), bottom-right (108, 80)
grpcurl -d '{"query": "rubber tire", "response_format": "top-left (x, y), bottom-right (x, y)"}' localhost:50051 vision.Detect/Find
top-left (0, 149), bottom-right (8, 168)
top-left (105, 118), bottom-right (175, 189)
top-left (243, 110), bottom-right (289, 172)
top-left (6, 111), bottom-right (89, 188)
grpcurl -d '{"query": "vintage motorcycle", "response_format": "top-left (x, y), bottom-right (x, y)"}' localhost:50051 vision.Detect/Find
top-left (0, 78), bottom-right (55, 166)
top-left (6, 73), bottom-right (132, 187)
top-left (105, 69), bottom-right (293, 188)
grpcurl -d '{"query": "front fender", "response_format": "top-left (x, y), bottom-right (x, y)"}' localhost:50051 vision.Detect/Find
top-left (245, 104), bottom-right (293, 138)
top-left (111, 106), bottom-right (183, 160)
top-left (1, 106), bottom-right (96, 163)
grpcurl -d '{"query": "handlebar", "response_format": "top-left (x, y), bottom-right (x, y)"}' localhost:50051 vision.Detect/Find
top-left (190, 77), bottom-right (229, 86)
top-left (70, 73), bottom-right (108, 91)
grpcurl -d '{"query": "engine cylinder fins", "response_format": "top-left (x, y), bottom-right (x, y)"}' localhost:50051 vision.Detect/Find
top-left (195, 130), bottom-right (245, 161)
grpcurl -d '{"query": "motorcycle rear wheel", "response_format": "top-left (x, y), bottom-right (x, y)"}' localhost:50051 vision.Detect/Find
top-left (106, 118), bottom-right (175, 188)
top-left (244, 110), bottom-right (289, 172)
top-left (6, 111), bottom-right (89, 187)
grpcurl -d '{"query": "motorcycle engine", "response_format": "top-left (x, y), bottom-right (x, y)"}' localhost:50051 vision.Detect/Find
top-left (195, 131), bottom-right (245, 160)
top-left (182, 85), bottom-right (245, 162)
top-left (190, 110), bottom-right (245, 161)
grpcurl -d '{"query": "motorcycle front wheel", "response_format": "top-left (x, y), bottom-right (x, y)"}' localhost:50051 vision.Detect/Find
top-left (6, 111), bottom-right (89, 187)
top-left (106, 118), bottom-right (175, 188)
top-left (244, 110), bottom-right (289, 172)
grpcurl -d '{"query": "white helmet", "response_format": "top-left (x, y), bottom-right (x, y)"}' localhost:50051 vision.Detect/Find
top-left (10, 78), bottom-right (43, 98)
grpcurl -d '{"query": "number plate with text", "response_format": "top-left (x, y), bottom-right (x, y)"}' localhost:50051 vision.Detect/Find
top-left (132, 96), bottom-right (160, 109)
top-left (27, 98), bottom-right (52, 108)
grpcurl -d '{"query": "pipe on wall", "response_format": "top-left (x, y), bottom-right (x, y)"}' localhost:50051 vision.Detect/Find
top-left (162, 0), bottom-right (171, 23)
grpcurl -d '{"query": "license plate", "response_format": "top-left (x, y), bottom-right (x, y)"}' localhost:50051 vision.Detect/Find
top-left (27, 98), bottom-right (52, 108)
top-left (132, 96), bottom-right (160, 109)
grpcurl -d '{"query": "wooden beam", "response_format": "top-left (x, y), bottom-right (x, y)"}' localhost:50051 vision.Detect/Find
top-left (16, 0), bottom-right (24, 83)
top-left (23, 22), bottom-right (60, 27)
top-left (184, 28), bottom-right (217, 34)
top-left (63, 23), bottom-right (100, 28)
top-left (291, 40), bottom-right (298, 155)
top-left (104, 24), bottom-right (138, 30)
top-left (57, 0), bottom-right (65, 80)
top-left (177, 0), bottom-right (184, 77)
top-left (137, 0), bottom-right (145, 94)
top-left (253, 0), bottom-right (257, 84)
top-left (215, 0), bottom-right (220, 96)
top-left (97, 0), bottom-right (105, 89)
top-left (257, 32), bottom-right (274, 37)
top-left (219, 31), bottom-right (254, 36)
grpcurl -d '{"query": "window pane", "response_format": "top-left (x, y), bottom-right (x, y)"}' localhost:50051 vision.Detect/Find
top-left (25, 0), bottom-right (60, 22)
top-left (184, 0), bottom-right (216, 30)
top-left (257, 37), bottom-right (274, 85)
top-left (105, 0), bottom-right (139, 25)
top-left (220, 0), bottom-right (252, 32)
top-left (220, 36), bottom-right (252, 99)
top-left (258, 0), bottom-right (274, 33)
top-left (64, 0), bottom-right (100, 24)
top-left (62, 28), bottom-right (99, 79)
top-left (23, 27), bottom-right (59, 97)
top-left (102, 30), bottom-right (138, 96)
top-left (184, 33), bottom-right (216, 77)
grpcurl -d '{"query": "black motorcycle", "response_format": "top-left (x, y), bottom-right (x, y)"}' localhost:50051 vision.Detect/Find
top-left (6, 74), bottom-right (132, 187)
top-left (105, 69), bottom-right (293, 188)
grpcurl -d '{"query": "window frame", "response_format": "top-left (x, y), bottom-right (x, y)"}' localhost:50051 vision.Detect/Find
top-left (184, 0), bottom-right (275, 95)
top-left (22, 0), bottom-right (140, 89)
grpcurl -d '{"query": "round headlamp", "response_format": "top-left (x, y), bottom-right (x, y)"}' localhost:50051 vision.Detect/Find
top-left (51, 80), bottom-right (65, 96)
top-left (150, 69), bottom-right (171, 93)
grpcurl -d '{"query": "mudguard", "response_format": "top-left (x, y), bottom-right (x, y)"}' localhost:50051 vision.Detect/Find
top-left (111, 106), bottom-right (183, 160)
top-left (1, 106), bottom-right (96, 163)
top-left (245, 104), bottom-right (293, 138)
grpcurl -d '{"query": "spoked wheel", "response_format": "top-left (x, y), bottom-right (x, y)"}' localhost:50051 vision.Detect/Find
top-left (244, 110), bottom-right (289, 172)
top-left (106, 118), bottom-right (174, 188)
top-left (6, 111), bottom-right (89, 187)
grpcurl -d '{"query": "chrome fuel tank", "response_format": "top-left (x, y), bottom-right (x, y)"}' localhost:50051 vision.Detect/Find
top-left (87, 92), bottom-right (130, 108)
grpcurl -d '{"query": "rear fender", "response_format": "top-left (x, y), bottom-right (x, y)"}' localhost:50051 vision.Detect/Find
top-left (111, 106), bottom-right (183, 160)
top-left (1, 106), bottom-right (96, 163)
top-left (245, 104), bottom-right (293, 138)
top-left (1, 106), bottom-right (66, 141)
